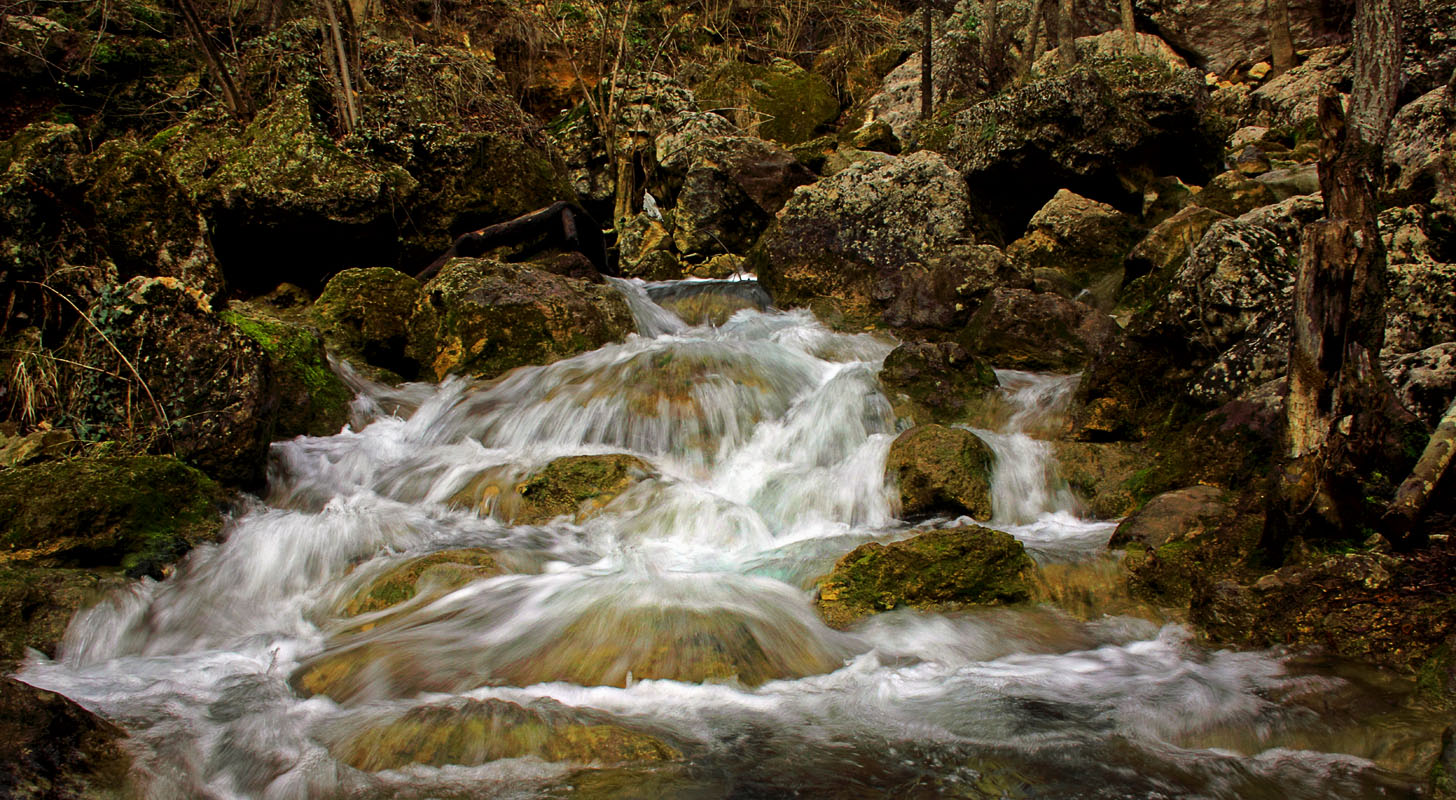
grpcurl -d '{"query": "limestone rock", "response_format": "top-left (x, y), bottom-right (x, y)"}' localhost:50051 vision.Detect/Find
top-left (1255, 165), bottom-right (1321, 200)
top-left (1386, 343), bottom-right (1456, 429)
top-left (814, 526), bottom-right (1034, 629)
top-left (885, 425), bottom-right (994, 521)
top-left (1109, 485), bottom-right (1234, 549)
top-left (1383, 86), bottom-right (1456, 204)
top-left (1007, 189), bottom-right (1139, 308)
top-left (877, 245), bottom-right (1030, 336)
top-left (695, 58), bottom-right (840, 145)
top-left (1051, 441), bottom-right (1146, 518)
top-left (1386, 261), bottom-right (1456, 355)
top-left (1190, 170), bottom-right (1280, 216)
top-left (513, 454), bottom-right (654, 525)
top-left (406, 259), bottom-right (633, 381)
top-left (878, 342), bottom-right (998, 426)
top-left (1381, 203), bottom-right (1456, 266)
top-left (222, 308), bottom-right (352, 439)
top-left (1163, 220), bottom-right (1294, 357)
top-left (313, 267), bottom-right (422, 382)
top-left (667, 134), bottom-right (814, 257)
top-left (961, 288), bottom-right (1117, 371)
top-left (1250, 46), bottom-right (1350, 129)
top-left (1235, 193), bottom-right (1324, 244)
top-left (340, 549), bottom-right (501, 617)
top-left (1124, 205), bottom-right (1229, 291)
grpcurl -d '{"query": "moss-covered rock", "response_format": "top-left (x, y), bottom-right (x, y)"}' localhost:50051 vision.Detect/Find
top-left (407, 258), bottom-right (633, 381)
top-left (0, 566), bottom-right (119, 666)
top-left (312, 267), bottom-right (422, 382)
top-left (328, 698), bottom-right (679, 771)
top-left (878, 342), bottom-right (998, 426)
top-left (0, 676), bottom-right (132, 800)
top-left (0, 455), bottom-right (225, 579)
top-left (1189, 170), bottom-right (1280, 217)
top-left (1051, 440), bottom-right (1147, 519)
top-left (695, 58), bottom-right (840, 145)
top-left (341, 549), bottom-right (500, 618)
top-left (222, 307), bottom-right (351, 439)
top-left (885, 425), bottom-right (994, 521)
top-left (447, 455), bottom-right (653, 525)
top-left (815, 526), bottom-right (1035, 629)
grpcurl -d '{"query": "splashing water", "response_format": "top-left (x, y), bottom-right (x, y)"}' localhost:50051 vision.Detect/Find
top-left (16, 282), bottom-right (1425, 798)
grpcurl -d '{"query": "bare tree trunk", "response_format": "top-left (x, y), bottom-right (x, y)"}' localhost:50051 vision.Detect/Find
top-left (315, 0), bottom-right (361, 134)
top-left (1121, 0), bottom-right (1137, 53)
top-left (1057, 0), bottom-right (1077, 68)
top-left (172, 0), bottom-right (253, 119)
top-left (981, 0), bottom-right (1000, 84)
top-left (1268, 0), bottom-right (1295, 76)
top-left (1382, 397), bottom-right (1456, 547)
top-left (1019, 0), bottom-right (1046, 81)
top-left (1269, 0), bottom-right (1404, 552)
top-left (921, 0), bottom-right (933, 120)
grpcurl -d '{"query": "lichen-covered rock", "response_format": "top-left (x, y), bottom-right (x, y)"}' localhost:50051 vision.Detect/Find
top-left (1109, 485), bottom-right (1234, 549)
top-left (1386, 343), bottom-right (1456, 429)
top-left (221, 308), bottom-right (352, 439)
top-left (1007, 189), bottom-right (1139, 308)
top-left (814, 526), bottom-right (1034, 629)
top-left (61, 277), bottom-right (276, 485)
top-left (667, 134), bottom-right (815, 258)
top-left (1384, 86), bottom-right (1456, 205)
top-left (0, 677), bottom-right (132, 799)
top-left (877, 245), bottom-right (1031, 336)
top-left (1033, 31), bottom-right (1190, 74)
top-left (1235, 193), bottom-right (1324, 244)
top-left (1387, 261), bottom-right (1456, 355)
top-left (1123, 205), bottom-right (1229, 292)
top-left (749, 151), bottom-right (976, 328)
top-left (961, 288), bottom-right (1117, 371)
top-left (0, 455), bottom-right (224, 579)
top-left (1140, 0), bottom-right (1347, 76)
top-left (406, 259), bottom-right (633, 381)
top-left (1189, 170), bottom-right (1280, 216)
top-left (878, 342), bottom-right (998, 426)
top-left (313, 267), bottom-right (422, 381)
top-left (1255, 165), bottom-right (1321, 200)
top-left (885, 425), bottom-right (994, 521)
top-left (327, 698), bottom-right (680, 771)
top-left (695, 58), bottom-right (839, 145)
top-left (340, 549), bottom-right (501, 617)
top-left (1250, 46), bottom-right (1350, 130)
top-left (1381, 203), bottom-right (1456, 266)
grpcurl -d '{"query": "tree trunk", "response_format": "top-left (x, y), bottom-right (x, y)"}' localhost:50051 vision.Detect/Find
top-left (921, 0), bottom-right (933, 120)
top-left (1382, 397), bottom-right (1456, 548)
top-left (1018, 0), bottom-right (1045, 82)
top-left (172, 0), bottom-right (253, 119)
top-left (1269, 0), bottom-right (1403, 553)
top-left (981, 0), bottom-right (1000, 85)
top-left (1121, 0), bottom-right (1137, 53)
top-left (1057, 0), bottom-right (1077, 68)
top-left (1268, 0), bottom-right (1295, 76)
top-left (315, 0), bottom-right (361, 134)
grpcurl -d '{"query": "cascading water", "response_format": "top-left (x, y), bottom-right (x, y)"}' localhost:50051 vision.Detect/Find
top-left (16, 279), bottom-right (1425, 798)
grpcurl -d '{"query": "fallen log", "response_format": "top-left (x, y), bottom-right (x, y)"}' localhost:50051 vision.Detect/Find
top-left (416, 202), bottom-right (613, 283)
top-left (1384, 396), bottom-right (1456, 549)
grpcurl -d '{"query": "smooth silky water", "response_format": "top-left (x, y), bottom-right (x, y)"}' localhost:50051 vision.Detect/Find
top-left (17, 278), bottom-right (1434, 798)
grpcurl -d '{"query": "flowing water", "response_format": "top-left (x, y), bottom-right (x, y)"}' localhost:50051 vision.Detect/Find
top-left (16, 279), bottom-right (1433, 798)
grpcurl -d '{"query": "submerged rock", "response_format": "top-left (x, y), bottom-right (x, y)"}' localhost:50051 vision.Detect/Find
top-left (885, 425), bottom-right (994, 521)
top-left (451, 454), bottom-right (654, 525)
top-left (406, 258), bottom-right (633, 381)
top-left (0, 455), bottom-right (225, 580)
top-left (0, 677), bottom-right (132, 799)
top-left (340, 549), bottom-right (501, 618)
top-left (329, 697), bottom-right (679, 771)
top-left (815, 526), bottom-right (1035, 629)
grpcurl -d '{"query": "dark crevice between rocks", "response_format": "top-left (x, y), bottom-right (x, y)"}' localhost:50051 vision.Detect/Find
top-left (210, 212), bottom-right (403, 296)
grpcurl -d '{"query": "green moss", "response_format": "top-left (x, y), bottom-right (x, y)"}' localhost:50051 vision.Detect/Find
top-left (343, 549), bottom-right (500, 616)
top-left (222, 309), bottom-right (352, 438)
top-left (695, 59), bottom-right (840, 145)
top-left (515, 455), bottom-right (654, 524)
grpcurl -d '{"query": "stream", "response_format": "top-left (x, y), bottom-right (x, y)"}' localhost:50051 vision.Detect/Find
top-left (17, 278), bottom-right (1432, 798)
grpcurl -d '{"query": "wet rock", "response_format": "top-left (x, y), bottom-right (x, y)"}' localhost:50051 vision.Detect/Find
top-left (329, 697), bottom-right (679, 771)
top-left (617, 213), bottom-right (676, 275)
top-left (340, 549), bottom-right (501, 617)
top-left (1386, 343), bottom-right (1456, 429)
top-left (814, 525), bottom-right (1034, 629)
top-left (0, 455), bottom-right (224, 579)
top-left (1006, 189), bottom-right (1139, 309)
top-left (1123, 205), bottom-right (1229, 292)
top-left (406, 258), bottom-right (633, 381)
top-left (0, 676), bottom-right (131, 799)
top-left (695, 58), bottom-right (840, 145)
top-left (1383, 86), bottom-right (1456, 205)
top-left (961, 288), bottom-right (1117, 371)
top-left (886, 425), bottom-right (994, 521)
top-left (313, 267), bottom-right (422, 382)
top-left (1250, 46), bottom-right (1350, 130)
top-left (1189, 170), bottom-right (1280, 216)
top-left (515, 455), bottom-right (655, 525)
top-left (1109, 485), bottom-right (1234, 549)
top-left (1051, 441), bottom-right (1146, 519)
top-left (60, 277), bottom-right (275, 485)
top-left (750, 151), bottom-right (977, 329)
top-left (1141, 0), bottom-right (1347, 76)
top-left (1387, 261), bottom-right (1456, 355)
top-left (221, 308), bottom-right (352, 439)
top-left (878, 342), bottom-right (998, 426)
top-left (0, 567), bottom-right (118, 665)
top-left (646, 280), bottom-right (771, 326)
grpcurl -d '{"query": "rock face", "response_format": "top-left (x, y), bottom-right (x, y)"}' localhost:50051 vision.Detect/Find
top-left (814, 526), bottom-right (1034, 629)
top-left (878, 342), bottom-right (998, 426)
top-left (313, 267), bottom-right (422, 382)
top-left (0, 455), bottom-right (224, 579)
top-left (1007, 189), bottom-right (1139, 308)
top-left (695, 58), bottom-right (840, 145)
top-left (885, 425), bottom-right (995, 521)
top-left (750, 151), bottom-right (977, 328)
top-left (1141, 0), bottom-right (1348, 75)
top-left (61, 277), bottom-right (276, 485)
top-left (0, 677), bottom-right (132, 800)
top-left (961, 288), bottom-right (1117, 371)
top-left (406, 258), bottom-right (634, 381)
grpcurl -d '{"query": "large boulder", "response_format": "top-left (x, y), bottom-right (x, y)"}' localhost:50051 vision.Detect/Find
top-left (1123, 205), bottom-right (1229, 292)
top-left (878, 342), bottom-right (998, 426)
top-left (312, 267), bottom-right (422, 382)
top-left (406, 258), bottom-right (634, 381)
top-left (814, 526), bottom-right (1034, 629)
top-left (933, 60), bottom-right (1220, 236)
top-left (1007, 188), bottom-right (1139, 308)
top-left (961, 288), bottom-right (1117, 371)
top-left (0, 677), bottom-right (132, 799)
top-left (1249, 46), bottom-right (1350, 130)
top-left (0, 455), bottom-right (225, 579)
top-left (1383, 86), bottom-right (1456, 205)
top-left (1386, 261), bottom-right (1456, 356)
top-left (749, 151), bottom-right (978, 329)
top-left (220, 308), bottom-right (352, 439)
top-left (1386, 343), bottom-right (1456, 429)
top-left (1141, 0), bottom-right (1349, 76)
top-left (695, 58), bottom-right (840, 145)
top-left (665, 133), bottom-right (815, 258)
top-left (448, 454), bottom-right (655, 525)
top-left (885, 425), bottom-right (994, 521)
top-left (1189, 170), bottom-right (1281, 217)
top-left (1109, 485), bottom-right (1235, 550)
top-left (60, 277), bottom-right (276, 485)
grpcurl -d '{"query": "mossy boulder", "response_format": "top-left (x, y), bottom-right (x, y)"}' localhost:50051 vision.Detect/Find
top-left (0, 677), bottom-right (132, 800)
top-left (667, 134), bottom-right (816, 258)
top-left (0, 567), bottom-right (120, 666)
top-left (328, 698), bottom-right (679, 771)
top-left (0, 455), bottom-right (225, 579)
top-left (514, 455), bottom-right (654, 525)
top-left (878, 342), bottom-right (999, 426)
top-left (885, 425), bottom-right (994, 521)
top-left (1006, 189), bottom-right (1139, 309)
top-left (222, 308), bottom-right (351, 439)
top-left (406, 258), bottom-right (634, 381)
top-left (815, 526), bottom-right (1035, 629)
top-left (312, 267), bottom-right (422, 382)
top-left (341, 549), bottom-right (501, 618)
top-left (695, 58), bottom-right (840, 145)
top-left (60, 276), bottom-right (275, 485)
